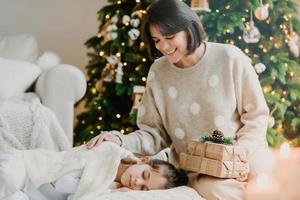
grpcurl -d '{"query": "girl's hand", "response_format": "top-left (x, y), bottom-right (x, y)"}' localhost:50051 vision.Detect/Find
top-left (86, 132), bottom-right (122, 149)
top-left (112, 187), bottom-right (132, 192)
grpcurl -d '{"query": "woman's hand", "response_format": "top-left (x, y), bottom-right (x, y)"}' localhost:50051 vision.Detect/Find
top-left (86, 132), bottom-right (122, 149)
top-left (236, 151), bottom-right (249, 182)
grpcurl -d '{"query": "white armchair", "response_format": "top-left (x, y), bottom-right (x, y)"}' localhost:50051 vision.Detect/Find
top-left (35, 64), bottom-right (86, 145)
top-left (0, 35), bottom-right (86, 147)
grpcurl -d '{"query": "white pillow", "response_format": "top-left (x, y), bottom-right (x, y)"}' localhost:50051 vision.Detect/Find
top-left (0, 35), bottom-right (38, 63)
top-left (100, 186), bottom-right (202, 200)
top-left (0, 57), bottom-right (41, 100)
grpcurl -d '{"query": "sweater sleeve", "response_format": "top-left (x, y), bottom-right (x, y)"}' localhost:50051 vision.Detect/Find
top-left (118, 79), bottom-right (171, 156)
top-left (233, 53), bottom-right (270, 149)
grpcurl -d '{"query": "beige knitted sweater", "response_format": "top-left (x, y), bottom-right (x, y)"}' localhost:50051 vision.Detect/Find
top-left (119, 42), bottom-right (269, 165)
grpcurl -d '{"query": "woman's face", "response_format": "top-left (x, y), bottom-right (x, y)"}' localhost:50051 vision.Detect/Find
top-left (120, 163), bottom-right (167, 190)
top-left (149, 25), bottom-right (188, 66)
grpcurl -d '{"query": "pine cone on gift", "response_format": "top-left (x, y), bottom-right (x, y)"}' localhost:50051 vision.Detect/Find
top-left (212, 130), bottom-right (224, 143)
top-left (198, 130), bottom-right (234, 144)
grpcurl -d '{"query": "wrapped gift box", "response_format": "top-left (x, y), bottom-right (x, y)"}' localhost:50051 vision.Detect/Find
top-left (187, 141), bottom-right (245, 161)
top-left (180, 152), bottom-right (247, 178)
top-left (179, 153), bottom-right (203, 172)
top-left (180, 140), bottom-right (247, 178)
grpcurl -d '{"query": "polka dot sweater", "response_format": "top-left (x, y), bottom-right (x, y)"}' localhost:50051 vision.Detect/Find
top-left (119, 42), bottom-right (269, 165)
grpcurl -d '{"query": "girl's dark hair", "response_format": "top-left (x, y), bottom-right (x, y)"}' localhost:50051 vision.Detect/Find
top-left (146, 159), bottom-right (188, 189)
top-left (141, 0), bottom-right (206, 60)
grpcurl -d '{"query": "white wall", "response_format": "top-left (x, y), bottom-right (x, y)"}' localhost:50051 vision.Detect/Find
top-left (0, 0), bottom-right (108, 120)
top-left (0, 0), bottom-right (107, 71)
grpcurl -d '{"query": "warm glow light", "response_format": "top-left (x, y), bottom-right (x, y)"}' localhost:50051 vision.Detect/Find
top-left (256, 173), bottom-right (270, 189)
top-left (116, 114), bottom-right (121, 118)
top-left (91, 88), bottom-right (97, 94)
top-left (271, 90), bottom-right (275, 95)
top-left (99, 51), bottom-right (104, 56)
top-left (280, 142), bottom-right (291, 159)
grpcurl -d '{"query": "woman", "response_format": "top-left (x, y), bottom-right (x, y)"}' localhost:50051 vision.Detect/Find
top-left (87, 0), bottom-right (275, 199)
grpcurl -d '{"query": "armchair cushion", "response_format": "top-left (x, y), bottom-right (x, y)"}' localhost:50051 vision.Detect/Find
top-left (0, 57), bottom-right (41, 100)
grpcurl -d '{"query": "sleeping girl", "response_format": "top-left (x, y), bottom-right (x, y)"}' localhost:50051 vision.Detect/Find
top-left (0, 142), bottom-right (188, 200)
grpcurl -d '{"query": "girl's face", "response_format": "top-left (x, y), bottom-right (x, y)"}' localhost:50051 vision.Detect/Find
top-left (149, 25), bottom-right (189, 66)
top-left (120, 163), bottom-right (167, 191)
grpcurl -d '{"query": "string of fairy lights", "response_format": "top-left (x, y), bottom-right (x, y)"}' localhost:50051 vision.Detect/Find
top-left (207, 1), bottom-right (299, 136)
top-left (81, 3), bottom-right (150, 138)
top-left (78, 0), bottom-right (300, 144)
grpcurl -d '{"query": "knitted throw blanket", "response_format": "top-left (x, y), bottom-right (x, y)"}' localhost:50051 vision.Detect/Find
top-left (23, 142), bottom-right (138, 200)
top-left (0, 93), bottom-right (70, 151)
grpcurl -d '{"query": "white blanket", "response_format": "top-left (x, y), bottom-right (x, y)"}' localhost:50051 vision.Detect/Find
top-left (0, 93), bottom-right (70, 151)
top-left (23, 142), bottom-right (139, 200)
top-left (23, 142), bottom-right (203, 200)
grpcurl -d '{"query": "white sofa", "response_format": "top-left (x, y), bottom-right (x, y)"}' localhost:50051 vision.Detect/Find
top-left (0, 35), bottom-right (86, 146)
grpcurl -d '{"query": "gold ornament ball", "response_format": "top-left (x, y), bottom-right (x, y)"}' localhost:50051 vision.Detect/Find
top-left (255, 6), bottom-right (269, 21)
top-left (268, 116), bottom-right (275, 128)
top-left (96, 79), bottom-right (105, 93)
top-left (289, 42), bottom-right (299, 58)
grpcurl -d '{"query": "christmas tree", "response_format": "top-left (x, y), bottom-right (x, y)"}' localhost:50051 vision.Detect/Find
top-left (74, 0), bottom-right (153, 145)
top-left (197, 0), bottom-right (300, 147)
top-left (75, 0), bottom-right (300, 147)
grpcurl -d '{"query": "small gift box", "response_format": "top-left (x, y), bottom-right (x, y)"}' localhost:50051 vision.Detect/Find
top-left (187, 141), bottom-right (245, 161)
top-left (180, 153), bottom-right (247, 178)
top-left (179, 130), bottom-right (247, 178)
top-left (179, 153), bottom-right (203, 172)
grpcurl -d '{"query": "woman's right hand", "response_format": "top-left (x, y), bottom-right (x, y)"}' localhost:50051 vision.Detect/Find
top-left (86, 132), bottom-right (122, 149)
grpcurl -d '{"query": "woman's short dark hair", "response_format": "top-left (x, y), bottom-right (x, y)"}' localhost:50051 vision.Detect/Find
top-left (147, 159), bottom-right (188, 189)
top-left (141, 0), bottom-right (206, 60)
